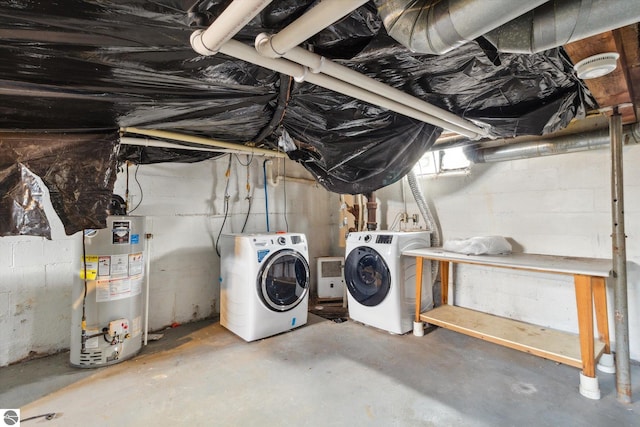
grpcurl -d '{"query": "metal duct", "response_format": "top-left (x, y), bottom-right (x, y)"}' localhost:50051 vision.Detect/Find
top-left (466, 123), bottom-right (640, 163)
top-left (484, 0), bottom-right (640, 53)
top-left (374, 0), bottom-right (548, 54)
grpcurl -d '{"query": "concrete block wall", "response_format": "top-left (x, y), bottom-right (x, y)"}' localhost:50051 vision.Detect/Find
top-left (1, 155), bottom-right (339, 367)
top-left (377, 144), bottom-right (640, 361)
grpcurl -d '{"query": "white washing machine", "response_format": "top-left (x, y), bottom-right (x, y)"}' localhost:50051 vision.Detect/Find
top-left (219, 232), bottom-right (310, 342)
top-left (345, 231), bottom-right (433, 334)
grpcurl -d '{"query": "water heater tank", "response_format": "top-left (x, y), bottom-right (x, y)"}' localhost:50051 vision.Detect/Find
top-left (70, 216), bottom-right (146, 367)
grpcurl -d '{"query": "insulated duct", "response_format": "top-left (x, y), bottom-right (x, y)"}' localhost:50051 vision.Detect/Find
top-left (484, 0), bottom-right (640, 53)
top-left (466, 123), bottom-right (640, 163)
top-left (374, 0), bottom-right (548, 54)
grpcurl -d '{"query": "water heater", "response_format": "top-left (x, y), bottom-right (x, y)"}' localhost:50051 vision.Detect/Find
top-left (70, 216), bottom-right (146, 367)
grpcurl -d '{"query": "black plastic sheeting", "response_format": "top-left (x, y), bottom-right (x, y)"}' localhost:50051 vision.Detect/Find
top-left (0, 132), bottom-right (119, 238)
top-left (0, 0), bottom-right (594, 237)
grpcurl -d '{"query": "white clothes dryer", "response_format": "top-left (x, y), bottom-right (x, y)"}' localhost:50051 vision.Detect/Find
top-left (345, 231), bottom-right (433, 334)
top-left (219, 232), bottom-right (310, 342)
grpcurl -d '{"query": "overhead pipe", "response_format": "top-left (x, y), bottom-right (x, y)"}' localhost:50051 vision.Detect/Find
top-left (484, 0), bottom-right (640, 53)
top-left (254, 0), bottom-right (490, 137)
top-left (121, 127), bottom-right (287, 158)
top-left (255, 42), bottom-right (490, 138)
top-left (120, 136), bottom-right (262, 156)
top-left (214, 40), bottom-right (489, 139)
top-left (192, 1), bottom-right (490, 138)
top-left (264, 159), bottom-right (318, 186)
top-left (256, 0), bottom-right (370, 58)
top-left (374, 0), bottom-right (548, 55)
top-left (189, 0), bottom-right (272, 55)
top-left (610, 109), bottom-right (632, 404)
top-left (466, 123), bottom-right (640, 163)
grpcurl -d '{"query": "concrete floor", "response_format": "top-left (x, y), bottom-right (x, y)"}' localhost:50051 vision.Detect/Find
top-left (1, 314), bottom-right (638, 426)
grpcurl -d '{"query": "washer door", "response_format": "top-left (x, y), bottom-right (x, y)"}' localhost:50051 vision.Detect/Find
top-left (258, 249), bottom-right (310, 312)
top-left (345, 246), bottom-right (391, 307)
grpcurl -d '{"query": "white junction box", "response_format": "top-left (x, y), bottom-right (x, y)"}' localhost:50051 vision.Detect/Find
top-left (317, 257), bottom-right (345, 299)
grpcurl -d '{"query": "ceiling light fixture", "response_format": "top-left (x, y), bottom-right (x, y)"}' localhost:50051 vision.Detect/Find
top-left (573, 52), bottom-right (620, 79)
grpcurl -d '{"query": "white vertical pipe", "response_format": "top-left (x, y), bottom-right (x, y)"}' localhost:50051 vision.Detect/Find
top-left (144, 231), bottom-right (152, 346)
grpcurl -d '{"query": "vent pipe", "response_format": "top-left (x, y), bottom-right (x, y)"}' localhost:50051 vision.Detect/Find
top-left (466, 123), bottom-right (640, 163)
top-left (374, 0), bottom-right (548, 54)
top-left (484, 0), bottom-right (640, 54)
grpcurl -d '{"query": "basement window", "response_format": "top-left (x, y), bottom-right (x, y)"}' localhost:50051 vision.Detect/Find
top-left (413, 146), bottom-right (470, 176)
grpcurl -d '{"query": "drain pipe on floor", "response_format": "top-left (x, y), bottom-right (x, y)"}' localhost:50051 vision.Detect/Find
top-left (610, 109), bottom-right (632, 404)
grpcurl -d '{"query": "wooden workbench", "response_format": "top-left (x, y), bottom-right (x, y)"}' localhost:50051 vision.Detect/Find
top-left (402, 247), bottom-right (612, 390)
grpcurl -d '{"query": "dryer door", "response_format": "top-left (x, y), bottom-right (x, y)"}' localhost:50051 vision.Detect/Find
top-left (344, 246), bottom-right (391, 307)
top-left (258, 249), bottom-right (310, 312)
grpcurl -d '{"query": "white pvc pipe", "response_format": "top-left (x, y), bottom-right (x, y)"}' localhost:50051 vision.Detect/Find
top-left (265, 159), bottom-right (317, 186)
top-left (256, 0), bottom-right (369, 58)
top-left (190, 0), bottom-right (272, 55)
top-left (219, 40), bottom-right (484, 139)
top-left (190, 1), bottom-right (490, 138)
top-left (279, 45), bottom-right (491, 138)
top-left (121, 127), bottom-right (287, 158)
top-left (143, 231), bottom-right (152, 346)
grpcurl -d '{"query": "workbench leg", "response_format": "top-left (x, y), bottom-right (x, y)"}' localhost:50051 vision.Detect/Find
top-left (575, 274), bottom-right (600, 399)
top-left (440, 261), bottom-right (449, 306)
top-left (593, 276), bottom-right (615, 374)
top-left (415, 257), bottom-right (423, 324)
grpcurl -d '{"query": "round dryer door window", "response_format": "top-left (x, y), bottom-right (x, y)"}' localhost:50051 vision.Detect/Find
top-left (344, 246), bottom-right (391, 307)
top-left (258, 249), bottom-right (310, 312)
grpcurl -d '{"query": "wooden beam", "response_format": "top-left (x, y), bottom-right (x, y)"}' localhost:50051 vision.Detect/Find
top-left (564, 28), bottom-right (637, 124)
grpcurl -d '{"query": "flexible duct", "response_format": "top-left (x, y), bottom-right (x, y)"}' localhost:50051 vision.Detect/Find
top-left (407, 170), bottom-right (441, 247)
top-left (407, 170), bottom-right (441, 289)
top-left (484, 0), bottom-right (640, 53)
top-left (374, 0), bottom-right (548, 55)
top-left (466, 123), bottom-right (640, 163)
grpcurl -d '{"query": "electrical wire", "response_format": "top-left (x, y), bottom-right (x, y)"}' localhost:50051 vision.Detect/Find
top-left (128, 163), bottom-right (144, 214)
top-left (282, 159), bottom-right (288, 232)
top-left (81, 230), bottom-right (88, 351)
top-left (241, 155), bottom-right (252, 233)
top-left (215, 154), bottom-right (233, 257)
top-left (263, 159), bottom-right (270, 232)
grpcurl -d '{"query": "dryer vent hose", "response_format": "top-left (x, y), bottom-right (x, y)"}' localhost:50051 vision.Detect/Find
top-left (407, 170), bottom-right (441, 288)
top-left (407, 171), bottom-right (441, 247)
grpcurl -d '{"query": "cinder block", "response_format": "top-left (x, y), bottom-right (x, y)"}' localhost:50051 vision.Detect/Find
top-left (13, 239), bottom-right (45, 268)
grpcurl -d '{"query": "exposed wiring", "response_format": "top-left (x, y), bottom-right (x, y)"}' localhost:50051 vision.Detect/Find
top-left (388, 212), bottom-right (404, 231)
top-left (282, 159), bottom-right (288, 232)
top-left (241, 155), bottom-right (252, 233)
top-left (81, 231), bottom-right (88, 352)
top-left (215, 154), bottom-right (233, 257)
top-left (128, 163), bottom-right (144, 214)
top-left (234, 152), bottom-right (254, 166)
top-left (263, 159), bottom-right (270, 232)
top-left (21, 412), bottom-right (57, 422)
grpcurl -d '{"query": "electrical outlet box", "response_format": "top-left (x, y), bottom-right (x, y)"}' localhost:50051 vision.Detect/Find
top-left (108, 318), bottom-right (130, 337)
